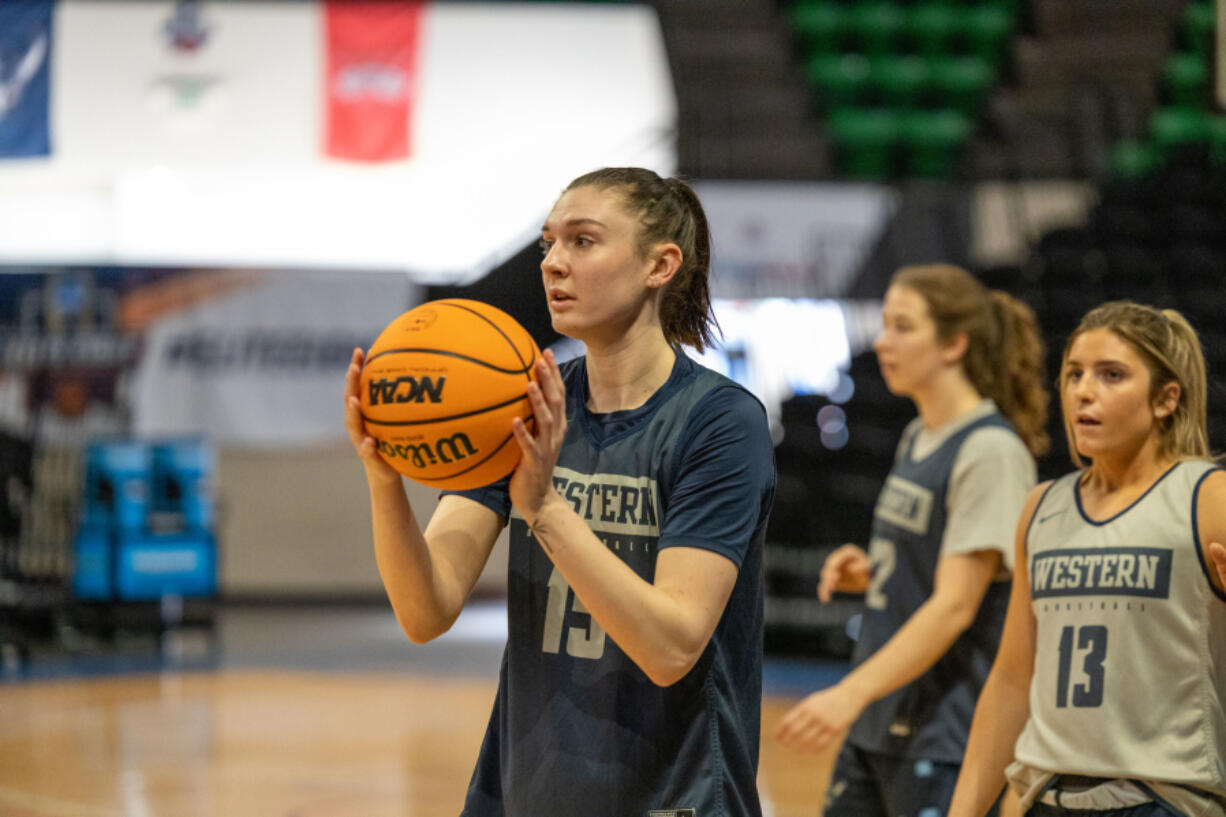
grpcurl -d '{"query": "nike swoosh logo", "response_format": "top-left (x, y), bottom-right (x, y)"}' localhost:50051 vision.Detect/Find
top-left (1038, 510), bottom-right (1067, 524)
top-left (0, 32), bottom-right (49, 117)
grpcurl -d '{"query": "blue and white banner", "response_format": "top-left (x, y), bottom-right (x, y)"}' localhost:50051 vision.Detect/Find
top-left (0, 0), bottom-right (53, 159)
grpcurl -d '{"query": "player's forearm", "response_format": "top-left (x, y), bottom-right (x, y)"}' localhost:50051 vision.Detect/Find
top-left (841, 594), bottom-right (976, 706)
top-left (948, 666), bottom-right (1031, 817)
top-left (525, 494), bottom-right (712, 686)
top-left (367, 479), bottom-right (460, 642)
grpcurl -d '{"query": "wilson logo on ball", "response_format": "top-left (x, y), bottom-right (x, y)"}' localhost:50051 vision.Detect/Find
top-left (376, 432), bottom-right (479, 468)
top-left (368, 375), bottom-right (446, 406)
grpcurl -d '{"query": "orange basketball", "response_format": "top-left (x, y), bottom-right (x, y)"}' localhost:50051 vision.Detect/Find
top-left (359, 299), bottom-right (540, 490)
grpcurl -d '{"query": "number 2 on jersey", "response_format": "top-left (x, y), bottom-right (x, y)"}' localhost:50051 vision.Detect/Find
top-left (542, 566), bottom-right (607, 659)
top-left (1056, 624), bottom-right (1107, 707)
top-left (865, 537), bottom-right (897, 610)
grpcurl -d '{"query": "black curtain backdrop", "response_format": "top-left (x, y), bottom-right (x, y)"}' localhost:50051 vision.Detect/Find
top-left (425, 242), bottom-right (562, 355)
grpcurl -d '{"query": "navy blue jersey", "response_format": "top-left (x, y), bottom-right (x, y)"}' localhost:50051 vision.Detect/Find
top-left (848, 412), bottom-right (1014, 762)
top-left (450, 352), bottom-right (776, 817)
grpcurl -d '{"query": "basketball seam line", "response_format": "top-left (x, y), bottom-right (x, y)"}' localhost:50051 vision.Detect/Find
top-left (363, 393), bottom-right (528, 427)
top-left (437, 300), bottom-right (535, 382)
top-left (364, 346), bottom-right (532, 375)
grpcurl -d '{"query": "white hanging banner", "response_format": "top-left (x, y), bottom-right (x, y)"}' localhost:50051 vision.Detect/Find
top-left (695, 182), bottom-right (899, 300)
top-left (51, 1), bottom-right (320, 167)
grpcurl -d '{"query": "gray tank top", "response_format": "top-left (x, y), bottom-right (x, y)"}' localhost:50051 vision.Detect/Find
top-left (847, 412), bottom-right (1014, 761)
top-left (1015, 460), bottom-right (1226, 799)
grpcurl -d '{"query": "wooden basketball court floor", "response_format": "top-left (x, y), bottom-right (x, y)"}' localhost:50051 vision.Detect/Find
top-left (0, 603), bottom-right (842, 817)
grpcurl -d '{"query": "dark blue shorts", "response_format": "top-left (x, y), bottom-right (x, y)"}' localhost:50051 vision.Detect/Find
top-left (824, 742), bottom-right (1001, 817)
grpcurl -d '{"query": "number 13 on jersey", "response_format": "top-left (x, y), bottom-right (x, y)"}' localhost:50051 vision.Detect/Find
top-left (1056, 624), bottom-right (1108, 708)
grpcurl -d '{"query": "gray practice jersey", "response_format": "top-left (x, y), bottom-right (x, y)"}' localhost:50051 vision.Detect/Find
top-left (847, 409), bottom-right (1020, 762)
top-left (1015, 461), bottom-right (1226, 801)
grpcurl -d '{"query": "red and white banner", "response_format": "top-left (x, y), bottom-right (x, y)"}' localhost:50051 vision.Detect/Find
top-left (324, 1), bottom-right (425, 162)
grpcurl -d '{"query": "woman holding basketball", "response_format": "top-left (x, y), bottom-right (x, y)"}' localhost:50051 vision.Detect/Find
top-left (948, 301), bottom-right (1226, 817)
top-left (344, 167), bottom-right (775, 815)
top-left (776, 264), bottom-right (1048, 817)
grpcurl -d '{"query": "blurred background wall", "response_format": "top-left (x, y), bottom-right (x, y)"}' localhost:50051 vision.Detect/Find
top-left (1, 0), bottom-right (1223, 659)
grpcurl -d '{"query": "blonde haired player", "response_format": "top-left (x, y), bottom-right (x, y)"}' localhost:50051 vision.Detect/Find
top-left (949, 301), bottom-right (1226, 817)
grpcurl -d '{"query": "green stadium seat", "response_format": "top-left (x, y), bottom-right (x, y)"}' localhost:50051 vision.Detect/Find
top-left (848, 2), bottom-right (906, 59)
top-left (1150, 106), bottom-right (1209, 154)
top-left (1107, 140), bottom-right (1162, 180)
top-left (1163, 52), bottom-right (1208, 107)
top-left (1181, 2), bottom-right (1216, 55)
top-left (808, 53), bottom-right (873, 109)
top-left (960, 4), bottom-right (1014, 64)
top-left (931, 55), bottom-right (995, 117)
top-left (829, 107), bottom-right (901, 181)
top-left (791, 1), bottom-right (847, 56)
top-left (907, 4), bottom-right (958, 60)
top-left (986, 0), bottom-right (1021, 14)
top-left (1207, 116), bottom-right (1226, 166)
top-left (871, 55), bottom-right (931, 109)
top-left (901, 109), bottom-right (971, 178)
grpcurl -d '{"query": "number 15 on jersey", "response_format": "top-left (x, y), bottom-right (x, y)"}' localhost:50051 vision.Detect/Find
top-left (542, 566), bottom-right (607, 659)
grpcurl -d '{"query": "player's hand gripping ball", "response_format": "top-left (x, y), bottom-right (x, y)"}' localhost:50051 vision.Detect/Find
top-left (359, 299), bottom-right (540, 490)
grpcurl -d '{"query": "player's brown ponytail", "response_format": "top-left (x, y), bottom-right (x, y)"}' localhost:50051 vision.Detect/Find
top-left (892, 264), bottom-right (1050, 456)
top-left (565, 168), bottom-right (719, 352)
